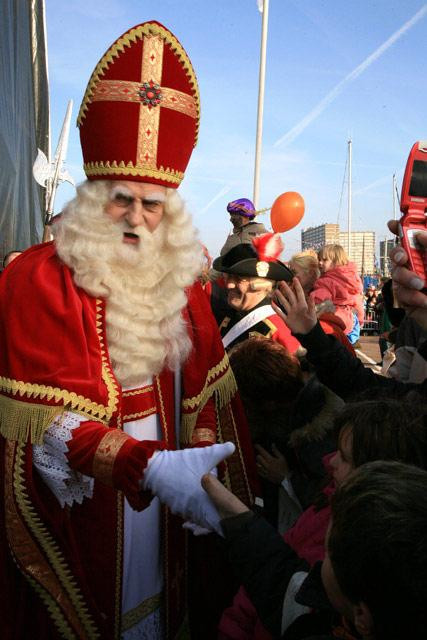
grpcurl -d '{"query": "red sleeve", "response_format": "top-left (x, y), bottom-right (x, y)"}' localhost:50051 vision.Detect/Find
top-left (190, 396), bottom-right (217, 447)
top-left (319, 320), bottom-right (356, 357)
top-left (66, 421), bottom-right (166, 510)
top-left (269, 315), bottom-right (301, 355)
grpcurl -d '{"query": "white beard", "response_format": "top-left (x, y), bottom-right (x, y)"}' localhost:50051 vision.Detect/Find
top-left (54, 181), bottom-right (203, 387)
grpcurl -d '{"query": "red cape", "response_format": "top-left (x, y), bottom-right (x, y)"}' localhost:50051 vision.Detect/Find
top-left (0, 242), bottom-right (257, 639)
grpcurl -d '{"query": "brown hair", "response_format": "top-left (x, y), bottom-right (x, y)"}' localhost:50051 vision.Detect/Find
top-left (329, 461), bottom-right (427, 639)
top-left (334, 398), bottom-right (427, 470)
top-left (228, 337), bottom-right (303, 443)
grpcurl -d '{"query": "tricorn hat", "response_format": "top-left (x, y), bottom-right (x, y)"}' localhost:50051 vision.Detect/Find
top-left (213, 233), bottom-right (293, 281)
top-left (77, 21), bottom-right (200, 188)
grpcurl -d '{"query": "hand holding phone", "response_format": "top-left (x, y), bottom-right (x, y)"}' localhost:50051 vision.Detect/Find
top-left (399, 141), bottom-right (427, 289)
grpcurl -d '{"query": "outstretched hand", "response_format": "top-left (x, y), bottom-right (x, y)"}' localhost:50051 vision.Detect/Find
top-left (272, 278), bottom-right (317, 335)
top-left (201, 473), bottom-right (249, 521)
top-left (143, 442), bottom-right (235, 535)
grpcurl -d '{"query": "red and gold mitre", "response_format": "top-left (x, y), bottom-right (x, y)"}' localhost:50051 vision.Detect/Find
top-left (77, 21), bottom-right (200, 188)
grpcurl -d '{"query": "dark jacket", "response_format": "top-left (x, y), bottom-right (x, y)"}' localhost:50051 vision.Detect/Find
top-left (295, 322), bottom-right (427, 400)
top-left (221, 512), bottom-right (355, 640)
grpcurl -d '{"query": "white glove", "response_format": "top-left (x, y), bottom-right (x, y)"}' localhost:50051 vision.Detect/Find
top-left (182, 467), bottom-right (218, 536)
top-left (142, 442), bottom-right (235, 535)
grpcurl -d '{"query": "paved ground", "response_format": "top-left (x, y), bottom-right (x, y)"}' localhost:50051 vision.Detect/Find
top-left (355, 334), bottom-right (383, 375)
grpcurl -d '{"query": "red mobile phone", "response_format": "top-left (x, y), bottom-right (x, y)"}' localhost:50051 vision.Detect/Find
top-left (399, 141), bottom-right (427, 287)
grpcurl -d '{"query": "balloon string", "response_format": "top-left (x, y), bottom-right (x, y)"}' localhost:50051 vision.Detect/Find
top-left (253, 206), bottom-right (271, 216)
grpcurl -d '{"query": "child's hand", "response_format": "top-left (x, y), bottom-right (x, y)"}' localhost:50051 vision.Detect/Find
top-left (256, 444), bottom-right (289, 484)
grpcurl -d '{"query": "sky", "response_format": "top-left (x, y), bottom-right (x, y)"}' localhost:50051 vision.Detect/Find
top-left (45, 0), bottom-right (427, 261)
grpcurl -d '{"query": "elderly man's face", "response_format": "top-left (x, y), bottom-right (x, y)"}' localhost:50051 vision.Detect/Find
top-left (104, 181), bottom-right (167, 245)
top-left (225, 274), bottom-right (269, 312)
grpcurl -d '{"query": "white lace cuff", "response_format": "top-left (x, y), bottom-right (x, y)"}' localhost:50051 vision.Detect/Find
top-left (33, 411), bottom-right (94, 508)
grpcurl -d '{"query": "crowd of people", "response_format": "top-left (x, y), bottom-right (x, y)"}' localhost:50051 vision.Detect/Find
top-left (1, 17), bottom-right (426, 640)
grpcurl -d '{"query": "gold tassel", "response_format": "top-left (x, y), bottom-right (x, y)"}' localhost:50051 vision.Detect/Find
top-left (0, 395), bottom-right (65, 444)
top-left (181, 367), bottom-right (237, 445)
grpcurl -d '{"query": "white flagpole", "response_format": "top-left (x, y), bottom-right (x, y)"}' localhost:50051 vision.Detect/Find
top-left (347, 138), bottom-right (352, 259)
top-left (253, 0), bottom-right (270, 208)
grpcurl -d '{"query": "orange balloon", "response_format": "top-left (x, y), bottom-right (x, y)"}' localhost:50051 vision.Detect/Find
top-left (270, 191), bottom-right (305, 233)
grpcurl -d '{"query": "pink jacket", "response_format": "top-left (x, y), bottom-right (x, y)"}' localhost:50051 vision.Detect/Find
top-left (310, 262), bottom-right (364, 334)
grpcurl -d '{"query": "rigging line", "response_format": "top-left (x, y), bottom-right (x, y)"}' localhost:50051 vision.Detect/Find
top-left (337, 153), bottom-right (348, 226)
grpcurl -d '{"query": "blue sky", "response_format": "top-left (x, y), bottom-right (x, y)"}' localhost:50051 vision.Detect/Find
top-left (45, 0), bottom-right (427, 260)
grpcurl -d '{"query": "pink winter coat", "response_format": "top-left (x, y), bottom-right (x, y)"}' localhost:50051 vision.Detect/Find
top-left (310, 262), bottom-right (364, 334)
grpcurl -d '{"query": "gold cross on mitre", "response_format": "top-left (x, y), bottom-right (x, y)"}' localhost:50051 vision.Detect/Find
top-left (77, 22), bottom-right (200, 185)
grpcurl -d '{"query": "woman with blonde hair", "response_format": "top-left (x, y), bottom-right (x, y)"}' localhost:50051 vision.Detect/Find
top-left (311, 244), bottom-right (364, 344)
top-left (289, 251), bottom-right (320, 296)
top-left (289, 250), bottom-right (355, 354)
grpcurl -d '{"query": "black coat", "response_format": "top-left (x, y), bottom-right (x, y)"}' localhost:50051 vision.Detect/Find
top-left (221, 512), bottom-right (356, 640)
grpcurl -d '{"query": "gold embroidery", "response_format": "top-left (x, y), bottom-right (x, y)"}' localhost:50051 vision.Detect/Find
top-left (263, 318), bottom-right (278, 334)
top-left (77, 22), bottom-right (201, 145)
top-left (137, 100), bottom-right (161, 169)
top-left (0, 377), bottom-right (109, 419)
top-left (92, 80), bottom-right (141, 102)
top-left (0, 394), bottom-right (65, 444)
top-left (8, 442), bottom-right (99, 638)
top-left (92, 430), bottom-right (130, 485)
top-left (182, 354), bottom-right (234, 410)
top-left (123, 407), bottom-right (157, 421)
top-left (5, 442), bottom-right (80, 638)
top-left (191, 428), bottom-right (216, 445)
top-left (155, 376), bottom-right (168, 447)
top-left (0, 300), bottom-right (118, 445)
top-left (121, 592), bottom-right (162, 632)
top-left (248, 330), bottom-right (272, 340)
top-left (248, 318), bottom-right (278, 340)
top-left (96, 300), bottom-right (120, 421)
top-left (137, 34), bottom-right (163, 168)
top-left (0, 383), bottom-right (108, 445)
top-left (123, 386), bottom-right (154, 398)
top-left (83, 161), bottom-right (183, 185)
top-left (162, 87), bottom-right (197, 118)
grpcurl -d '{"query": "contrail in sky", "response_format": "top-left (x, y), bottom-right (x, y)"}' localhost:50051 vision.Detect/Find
top-left (200, 184), bottom-right (233, 214)
top-left (274, 5), bottom-right (427, 148)
top-left (353, 175), bottom-right (390, 195)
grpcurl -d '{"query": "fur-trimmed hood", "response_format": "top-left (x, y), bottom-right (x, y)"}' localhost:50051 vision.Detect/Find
top-left (287, 375), bottom-right (344, 447)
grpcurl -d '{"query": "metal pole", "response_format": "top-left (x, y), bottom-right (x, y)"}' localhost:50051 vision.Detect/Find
top-left (253, 0), bottom-right (270, 208)
top-left (392, 173), bottom-right (397, 220)
top-left (347, 138), bottom-right (352, 258)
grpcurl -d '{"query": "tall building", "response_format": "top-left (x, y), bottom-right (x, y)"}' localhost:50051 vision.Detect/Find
top-left (301, 223), bottom-right (376, 274)
top-left (339, 231), bottom-right (375, 275)
top-left (301, 224), bottom-right (340, 251)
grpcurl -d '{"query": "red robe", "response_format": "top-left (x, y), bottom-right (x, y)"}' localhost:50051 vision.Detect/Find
top-left (0, 242), bottom-right (256, 639)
